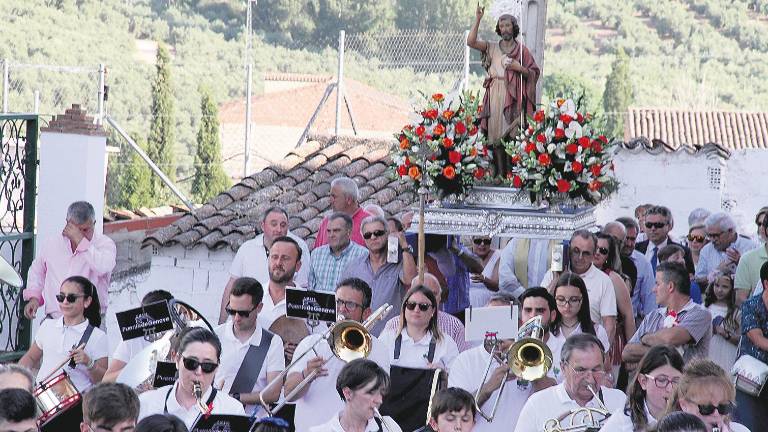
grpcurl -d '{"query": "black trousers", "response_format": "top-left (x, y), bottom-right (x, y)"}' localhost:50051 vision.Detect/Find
top-left (734, 388), bottom-right (768, 430)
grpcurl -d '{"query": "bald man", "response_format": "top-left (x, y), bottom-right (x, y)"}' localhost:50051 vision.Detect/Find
top-left (382, 273), bottom-right (471, 351)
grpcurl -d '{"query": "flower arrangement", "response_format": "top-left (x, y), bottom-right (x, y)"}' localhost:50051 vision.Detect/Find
top-left (391, 92), bottom-right (490, 198)
top-left (504, 98), bottom-right (617, 205)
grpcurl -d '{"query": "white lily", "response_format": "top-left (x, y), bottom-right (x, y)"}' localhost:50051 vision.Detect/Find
top-left (565, 121), bottom-right (583, 139)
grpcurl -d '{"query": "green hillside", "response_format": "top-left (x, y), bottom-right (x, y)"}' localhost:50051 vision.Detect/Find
top-left (1, 0), bottom-right (766, 205)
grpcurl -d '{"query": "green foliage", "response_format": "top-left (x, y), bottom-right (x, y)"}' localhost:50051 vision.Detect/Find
top-left (192, 88), bottom-right (229, 203)
top-left (106, 133), bottom-right (153, 210)
top-left (146, 43), bottom-right (176, 205)
top-left (602, 48), bottom-right (633, 140)
top-left (395, 0), bottom-right (475, 30)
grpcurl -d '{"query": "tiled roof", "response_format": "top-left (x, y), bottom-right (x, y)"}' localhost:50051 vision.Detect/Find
top-left (143, 134), bottom-right (415, 251)
top-left (616, 137), bottom-right (731, 159)
top-left (625, 108), bottom-right (768, 150)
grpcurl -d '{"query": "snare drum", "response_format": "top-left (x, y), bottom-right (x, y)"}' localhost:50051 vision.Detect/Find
top-left (34, 371), bottom-right (81, 425)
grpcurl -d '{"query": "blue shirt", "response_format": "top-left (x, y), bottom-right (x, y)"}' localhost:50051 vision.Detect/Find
top-left (739, 295), bottom-right (768, 364)
top-left (630, 250), bottom-right (657, 317)
top-left (308, 242), bottom-right (368, 292)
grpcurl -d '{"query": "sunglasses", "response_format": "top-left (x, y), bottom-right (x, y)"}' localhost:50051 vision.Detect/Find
top-left (689, 401), bottom-right (734, 416)
top-left (56, 293), bottom-right (85, 303)
top-left (225, 305), bottom-right (256, 318)
top-left (362, 229), bottom-right (387, 240)
top-left (405, 301), bottom-right (432, 312)
top-left (596, 246), bottom-right (610, 255)
top-left (473, 238), bottom-right (492, 246)
top-left (645, 222), bottom-right (666, 229)
top-left (687, 234), bottom-right (705, 243)
top-left (182, 357), bottom-right (218, 374)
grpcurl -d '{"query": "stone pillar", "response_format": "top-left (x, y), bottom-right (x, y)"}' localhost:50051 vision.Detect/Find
top-left (37, 104), bottom-right (107, 254)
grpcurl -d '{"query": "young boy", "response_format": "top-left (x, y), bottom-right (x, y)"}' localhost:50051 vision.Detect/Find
top-left (428, 387), bottom-right (476, 432)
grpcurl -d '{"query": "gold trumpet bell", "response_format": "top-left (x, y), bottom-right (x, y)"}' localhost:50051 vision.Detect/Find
top-left (508, 337), bottom-right (553, 381)
top-left (330, 321), bottom-right (373, 362)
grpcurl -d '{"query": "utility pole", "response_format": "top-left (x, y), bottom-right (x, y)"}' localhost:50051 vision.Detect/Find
top-left (243, 0), bottom-right (256, 178)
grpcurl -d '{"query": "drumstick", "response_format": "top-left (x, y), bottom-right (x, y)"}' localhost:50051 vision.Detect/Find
top-left (38, 343), bottom-right (85, 384)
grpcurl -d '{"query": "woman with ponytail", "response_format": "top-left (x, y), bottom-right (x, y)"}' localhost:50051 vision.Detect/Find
top-left (19, 275), bottom-right (108, 392)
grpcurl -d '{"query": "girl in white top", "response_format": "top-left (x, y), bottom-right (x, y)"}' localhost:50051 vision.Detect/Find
top-left (600, 345), bottom-right (684, 432)
top-left (19, 276), bottom-right (108, 392)
top-left (468, 236), bottom-right (501, 307)
top-left (704, 273), bottom-right (740, 372)
top-left (137, 327), bottom-right (245, 429)
top-left (310, 359), bottom-right (401, 432)
top-left (665, 359), bottom-right (751, 432)
top-left (379, 286), bottom-right (459, 370)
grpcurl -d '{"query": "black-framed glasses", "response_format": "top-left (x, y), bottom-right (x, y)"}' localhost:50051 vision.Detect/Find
top-left (555, 296), bottom-right (582, 307)
top-left (56, 293), bottom-right (85, 303)
top-left (405, 301), bottom-right (432, 312)
top-left (686, 400), bottom-right (734, 416)
top-left (645, 222), bottom-right (666, 229)
top-left (596, 247), bottom-right (610, 255)
top-left (473, 238), bottom-right (492, 246)
top-left (336, 299), bottom-right (363, 310)
top-left (643, 374), bottom-right (680, 389)
top-left (182, 357), bottom-right (218, 374)
top-left (362, 229), bottom-right (387, 240)
top-left (687, 234), bottom-right (705, 243)
top-left (225, 304), bottom-right (256, 318)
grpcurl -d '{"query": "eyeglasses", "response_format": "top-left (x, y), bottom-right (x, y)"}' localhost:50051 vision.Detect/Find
top-left (570, 248), bottom-right (593, 258)
top-left (56, 293), bottom-right (85, 303)
top-left (685, 400), bottom-right (734, 416)
top-left (225, 305), bottom-right (256, 318)
top-left (473, 238), bottom-right (492, 246)
top-left (645, 222), bottom-right (667, 229)
top-left (643, 374), bottom-right (680, 389)
top-left (362, 229), bottom-right (387, 240)
top-left (405, 301), bottom-right (433, 312)
top-left (182, 357), bottom-right (218, 374)
top-left (555, 296), bottom-right (582, 307)
top-left (687, 234), bottom-right (705, 243)
top-left (336, 299), bottom-right (364, 310)
top-left (595, 247), bottom-right (610, 255)
top-left (564, 362), bottom-right (607, 378)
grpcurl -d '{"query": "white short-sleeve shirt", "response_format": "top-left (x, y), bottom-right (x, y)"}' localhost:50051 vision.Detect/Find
top-left (229, 232), bottom-right (311, 289)
top-left (214, 322), bottom-right (284, 415)
top-left (309, 411), bottom-right (402, 432)
top-left (112, 337), bottom-right (151, 364)
top-left (541, 264), bottom-right (617, 324)
top-left (513, 383), bottom-right (626, 432)
top-left (292, 332), bottom-right (391, 432)
top-left (547, 324), bottom-right (611, 383)
top-left (257, 287), bottom-right (288, 330)
top-left (378, 329), bottom-right (459, 370)
top-left (137, 382), bottom-right (245, 429)
top-left (34, 318), bottom-right (108, 393)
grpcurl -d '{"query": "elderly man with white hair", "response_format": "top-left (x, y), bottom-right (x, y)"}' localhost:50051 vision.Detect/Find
top-left (694, 212), bottom-right (756, 286)
top-left (313, 177), bottom-right (371, 249)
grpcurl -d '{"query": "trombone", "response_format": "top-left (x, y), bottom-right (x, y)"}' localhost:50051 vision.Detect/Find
top-left (257, 303), bottom-right (392, 416)
top-left (474, 316), bottom-right (553, 422)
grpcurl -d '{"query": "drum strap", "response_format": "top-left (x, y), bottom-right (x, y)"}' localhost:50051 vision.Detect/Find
top-left (229, 329), bottom-right (274, 394)
top-left (373, 416), bottom-right (383, 432)
top-left (164, 385), bottom-right (218, 414)
top-left (394, 334), bottom-right (436, 362)
top-left (77, 324), bottom-right (95, 348)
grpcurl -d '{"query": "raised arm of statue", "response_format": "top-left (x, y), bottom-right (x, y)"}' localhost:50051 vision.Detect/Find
top-left (468, 3), bottom-right (489, 52)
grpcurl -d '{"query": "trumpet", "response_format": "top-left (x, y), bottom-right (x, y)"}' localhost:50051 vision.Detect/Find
top-left (474, 316), bottom-right (553, 422)
top-left (542, 385), bottom-right (611, 432)
top-left (192, 381), bottom-right (210, 415)
top-left (258, 304), bottom-right (393, 416)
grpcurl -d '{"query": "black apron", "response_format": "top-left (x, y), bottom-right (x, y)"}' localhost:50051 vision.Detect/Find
top-left (380, 334), bottom-right (445, 432)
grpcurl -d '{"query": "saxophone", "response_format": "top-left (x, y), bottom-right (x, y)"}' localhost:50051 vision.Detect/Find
top-left (192, 381), bottom-right (210, 414)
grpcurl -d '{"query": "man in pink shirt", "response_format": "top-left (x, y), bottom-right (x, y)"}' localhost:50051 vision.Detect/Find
top-left (23, 201), bottom-right (116, 320)
top-left (313, 177), bottom-right (370, 249)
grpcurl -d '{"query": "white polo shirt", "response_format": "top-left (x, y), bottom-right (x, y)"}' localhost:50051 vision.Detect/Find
top-left (34, 318), bottom-right (108, 392)
top-left (257, 286), bottom-right (288, 330)
top-left (229, 232), bottom-right (311, 289)
top-left (292, 332), bottom-right (391, 432)
top-left (378, 329), bottom-right (459, 370)
top-left (112, 337), bottom-right (151, 364)
top-left (547, 324), bottom-right (611, 383)
top-left (214, 322), bottom-right (285, 415)
top-left (138, 382), bottom-right (245, 429)
top-left (599, 404), bottom-right (654, 432)
top-left (541, 264), bottom-right (617, 324)
top-left (309, 411), bottom-right (402, 432)
top-left (513, 383), bottom-right (626, 432)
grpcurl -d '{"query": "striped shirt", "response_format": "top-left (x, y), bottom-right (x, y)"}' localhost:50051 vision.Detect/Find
top-left (383, 311), bottom-right (472, 352)
top-left (308, 242), bottom-right (368, 292)
top-left (628, 300), bottom-right (712, 361)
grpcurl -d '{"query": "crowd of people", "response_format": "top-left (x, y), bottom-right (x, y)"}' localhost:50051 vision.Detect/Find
top-left (4, 183), bottom-right (768, 432)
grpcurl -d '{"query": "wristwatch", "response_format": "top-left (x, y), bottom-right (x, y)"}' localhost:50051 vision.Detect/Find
top-left (401, 245), bottom-right (414, 255)
top-left (231, 392), bottom-right (241, 402)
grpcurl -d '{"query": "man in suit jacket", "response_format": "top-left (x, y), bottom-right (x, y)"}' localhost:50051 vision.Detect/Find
top-left (635, 205), bottom-right (695, 275)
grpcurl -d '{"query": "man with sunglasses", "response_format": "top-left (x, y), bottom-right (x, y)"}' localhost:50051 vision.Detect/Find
top-left (514, 333), bottom-right (626, 432)
top-left (80, 383), bottom-right (139, 432)
top-left (635, 206), bottom-right (695, 275)
top-left (694, 212), bottom-right (756, 290)
top-left (734, 206), bottom-right (768, 305)
top-left (23, 201), bottom-right (116, 322)
top-left (616, 217), bottom-right (658, 320)
top-left (214, 277), bottom-right (285, 416)
top-left (286, 277), bottom-right (390, 432)
top-left (342, 216), bottom-right (416, 335)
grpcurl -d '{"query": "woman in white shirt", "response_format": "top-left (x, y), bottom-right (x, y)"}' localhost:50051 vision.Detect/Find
top-left (19, 276), bottom-right (108, 392)
top-left (310, 359), bottom-right (401, 432)
top-left (599, 345), bottom-right (684, 432)
top-left (137, 327), bottom-right (245, 429)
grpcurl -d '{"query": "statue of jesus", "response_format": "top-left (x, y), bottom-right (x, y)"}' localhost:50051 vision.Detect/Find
top-left (468, 4), bottom-right (541, 177)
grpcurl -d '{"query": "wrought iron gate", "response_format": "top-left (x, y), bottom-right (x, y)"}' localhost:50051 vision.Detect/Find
top-left (0, 114), bottom-right (37, 361)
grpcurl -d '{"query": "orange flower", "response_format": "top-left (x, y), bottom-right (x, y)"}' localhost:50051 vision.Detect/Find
top-left (443, 165), bottom-right (456, 180)
top-left (470, 147), bottom-right (478, 157)
top-left (399, 137), bottom-right (410, 150)
top-left (442, 137), bottom-right (454, 148)
top-left (433, 124), bottom-right (445, 136)
top-left (432, 93), bottom-right (444, 102)
top-left (408, 166), bottom-right (421, 180)
top-left (442, 110), bottom-right (454, 121)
